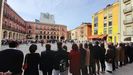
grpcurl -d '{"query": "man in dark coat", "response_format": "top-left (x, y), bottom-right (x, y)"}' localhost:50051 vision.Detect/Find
top-left (79, 43), bottom-right (88, 75)
top-left (40, 44), bottom-right (55, 75)
top-left (53, 42), bottom-right (69, 75)
top-left (0, 41), bottom-right (24, 75)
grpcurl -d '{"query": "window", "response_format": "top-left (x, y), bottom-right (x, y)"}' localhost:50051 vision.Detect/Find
top-left (104, 23), bottom-right (107, 27)
top-left (104, 16), bottom-right (107, 19)
top-left (104, 28), bottom-right (107, 34)
top-left (94, 23), bottom-right (98, 27)
top-left (94, 29), bottom-right (98, 34)
top-left (108, 27), bottom-right (112, 34)
top-left (109, 21), bottom-right (112, 26)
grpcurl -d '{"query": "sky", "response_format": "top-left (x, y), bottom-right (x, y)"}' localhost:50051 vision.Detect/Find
top-left (7, 0), bottom-right (116, 30)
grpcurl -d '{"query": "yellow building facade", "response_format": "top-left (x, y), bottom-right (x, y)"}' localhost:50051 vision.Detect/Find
top-left (92, 2), bottom-right (119, 43)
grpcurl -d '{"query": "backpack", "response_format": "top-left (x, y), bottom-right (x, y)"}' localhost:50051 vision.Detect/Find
top-left (59, 59), bottom-right (67, 72)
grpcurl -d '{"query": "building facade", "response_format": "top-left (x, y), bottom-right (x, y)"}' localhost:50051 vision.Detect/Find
top-left (26, 21), bottom-right (67, 41)
top-left (40, 13), bottom-right (55, 24)
top-left (92, 2), bottom-right (119, 44)
top-left (2, 2), bottom-right (26, 40)
top-left (120, 0), bottom-right (133, 42)
top-left (70, 23), bottom-right (92, 42)
top-left (1, 1), bottom-right (67, 41)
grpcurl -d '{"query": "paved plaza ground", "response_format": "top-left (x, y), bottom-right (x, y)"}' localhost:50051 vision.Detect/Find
top-left (1, 43), bottom-right (133, 75)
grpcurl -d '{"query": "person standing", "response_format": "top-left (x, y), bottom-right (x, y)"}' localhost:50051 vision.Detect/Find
top-left (79, 43), bottom-right (88, 75)
top-left (53, 42), bottom-right (68, 75)
top-left (40, 44), bottom-right (55, 75)
top-left (23, 44), bottom-right (40, 75)
top-left (99, 43), bottom-right (106, 72)
top-left (0, 41), bottom-right (24, 75)
top-left (69, 43), bottom-right (81, 75)
top-left (88, 43), bottom-right (96, 75)
top-left (93, 41), bottom-right (101, 74)
top-left (84, 43), bottom-right (90, 74)
top-left (105, 44), bottom-right (114, 73)
top-left (117, 43), bottom-right (125, 67)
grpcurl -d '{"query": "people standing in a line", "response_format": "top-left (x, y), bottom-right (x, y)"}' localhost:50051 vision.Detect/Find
top-left (84, 43), bottom-right (90, 75)
top-left (23, 44), bottom-right (40, 75)
top-left (99, 43), bottom-right (106, 72)
top-left (62, 45), bottom-right (69, 75)
top-left (110, 43), bottom-right (116, 71)
top-left (79, 43), bottom-right (88, 75)
top-left (0, 41), bottom-right (24, 75)
top-left (40, 44), bottom-right (55, 75)
top-left (93, 41), bottom-right (101, 74)
top-left (53, 42), bottom-right (68, 75)
top-left (105, 44), bottom-right (114, 73)
top-left (88, 43), bottom-right (96, 75)
top-left (69, 43), bottom-right (81, 75)
top-left (117, 43), bottom-right (125, 67)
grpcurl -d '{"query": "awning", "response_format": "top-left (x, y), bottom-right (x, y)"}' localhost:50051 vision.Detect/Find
top-left (88, 34), bottom-right (108, 40)
top-left (88, 35), bottom-right (99, 39)
top-left (99, 34), bottom-right (108, 39)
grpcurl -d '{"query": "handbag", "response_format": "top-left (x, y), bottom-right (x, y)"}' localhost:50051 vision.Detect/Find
top-left (23, 55), bottom-right (28, 70)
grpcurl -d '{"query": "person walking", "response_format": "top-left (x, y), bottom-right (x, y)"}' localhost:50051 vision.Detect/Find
top-left (0, 41), bottom-right (24, 75)
top-left (69, 43), bottom-right (81, 75)
top-left (23, 44), bottom-right (41, 75)
top-left (40, 44), bottom-right (55, 75)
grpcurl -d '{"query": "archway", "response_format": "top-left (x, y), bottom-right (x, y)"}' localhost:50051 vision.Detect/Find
top-left (3, 31), bottom-right (7, 39)
top-left (9, 32), bottom-right (12, 39)
top-left (35, 35), bottom-right (38, 39)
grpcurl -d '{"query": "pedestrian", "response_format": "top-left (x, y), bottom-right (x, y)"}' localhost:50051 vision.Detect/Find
top-left (23, 44), bottom-right (40, 75)
top-left (88, 43), bottom-right (96, 75)
top-left (84, 43), bottom-right (90, 74)
top-left (0, 41), bottom-right (24, 75)
top-left (79, 43), bottom-right (88, 75)
top-left (99, 43), bottom-right (106, 72)
top-left (93, 41), bottom-right (101, 74)
top-left (40, 44), bottom-right (55, 75)
top-left (105, 44), bottom-right (114, 73)
top-left (117, 43), bottom-right (125, 67)
top-left (69, 43), bottom-right (81, 75)
top-left (53, 42), bottom-right (68, 75)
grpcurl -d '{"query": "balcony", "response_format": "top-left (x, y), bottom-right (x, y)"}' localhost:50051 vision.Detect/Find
top-left (123, 18), bottom-right (133, 24)
top-left (123, 6), bottom-right (133, 14)
top-left (123, 31), bottom-right (133, 36)
top-left (123, 0), bottom-right (131, 3)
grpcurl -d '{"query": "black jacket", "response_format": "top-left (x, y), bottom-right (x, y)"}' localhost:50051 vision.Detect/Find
top-left (40, 50), bottom-right (55, 71)
top-left (53, 49), bottom-right (68, 70)
top-left (24, 53), bottom-right (40, 75)
top-left (0, 49), bottom-right (24, 75)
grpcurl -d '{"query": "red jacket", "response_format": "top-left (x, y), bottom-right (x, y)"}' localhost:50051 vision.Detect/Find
top-left (69, 50), bottom-right (81, 73)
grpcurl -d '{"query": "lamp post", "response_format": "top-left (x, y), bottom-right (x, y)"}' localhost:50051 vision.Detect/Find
top-left (0, 0), bottom-right (5, 49)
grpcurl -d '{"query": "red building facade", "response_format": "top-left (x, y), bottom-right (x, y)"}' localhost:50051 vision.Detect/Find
top-left (2, 2), bottom-right (67, 41)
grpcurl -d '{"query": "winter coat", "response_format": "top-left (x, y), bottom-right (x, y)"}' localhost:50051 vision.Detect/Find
top-left (69, 50), bottom-right (81, 74)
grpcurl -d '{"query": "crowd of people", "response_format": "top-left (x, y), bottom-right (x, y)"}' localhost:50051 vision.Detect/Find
top-left (0, 40), bottom-right (133, 75)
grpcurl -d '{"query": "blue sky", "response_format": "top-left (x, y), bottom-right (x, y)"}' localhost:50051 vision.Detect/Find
top-left (7, 0), bottom-right (115, 30)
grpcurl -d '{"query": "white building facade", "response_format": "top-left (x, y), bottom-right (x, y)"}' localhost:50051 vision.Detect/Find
top-left (120, 0), bottom-right (133, 42)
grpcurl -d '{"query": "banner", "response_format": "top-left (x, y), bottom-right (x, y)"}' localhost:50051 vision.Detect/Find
top-left (0, 0), bottom-right (5, 48)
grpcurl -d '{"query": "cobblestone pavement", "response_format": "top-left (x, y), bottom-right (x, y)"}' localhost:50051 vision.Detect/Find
top-left (1, 43), bottom-right (133, 75)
